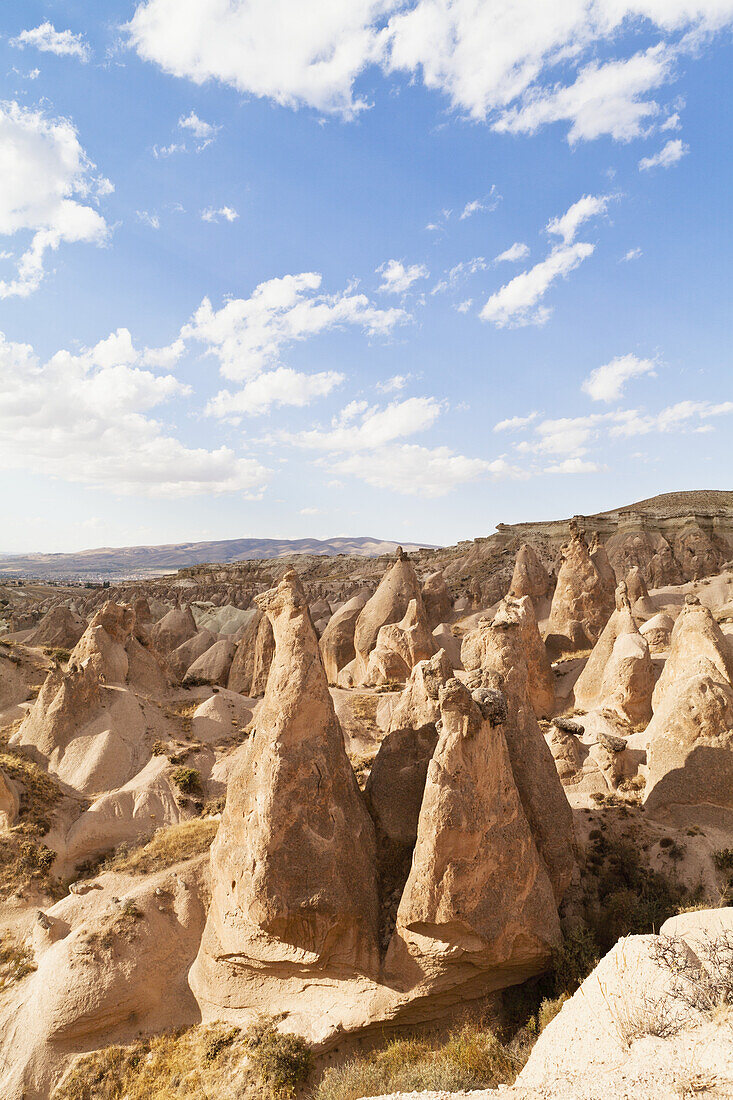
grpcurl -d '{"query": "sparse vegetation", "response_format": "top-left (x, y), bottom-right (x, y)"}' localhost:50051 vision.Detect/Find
top-left (0, 931), bottom-right (36, 989)
top-left (101, 818), bottom-right (218, 876)
top-left (0, 743), bottom-right (63, 898)
top-left (171, 765), bottom-right (201, 794)
top-left (313, 1021), bottom-right (525, 1100)
top-left (246, 1017), bottom-right (311, 1096)
top-left (43, 647), bottom-right (71, 662)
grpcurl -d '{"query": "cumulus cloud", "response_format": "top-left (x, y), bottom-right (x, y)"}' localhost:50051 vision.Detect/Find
top-left (543, 457), bottom-right (603, 474)
top-left (546, 193), bottom-right (611, 244)
top-left (335, 444), bottom-right (519, 496)
top-left (287, 397), bottom-right (443, 452)
top-left (481, 241), bottom-right (594, 328)
top-left (621, 247), bottom-right (642, 262)
top-left (582, 353), bottom-right (657, 402)
top-left (494, 411), bottom-right (539, 432)
top-left (0, 329), bottom-right (268, 498)
top-left (201, 205), bottom-right (239, 222)
top-left (611, 400), bottom-right (733, 437)
top-left (376, 373), bottom-right (411, 393)
top-left (377, 259), bottom-right (429, 294)
top-left (206, 367), bottom-right (344, 418)
top-left (638, 137), bottom-right (689, 170)
top-left (495, 242), bottom-right (530, 264)
top-left (127, 0), bottom-right (733, 143)
top-left (178, 110), bottom-right (220, 147)
top-left (0, 101), bottom-right (111, 298)
top-left (11, 22), bottom-right (90, 61)
top-left (176, 273), bottom-right (408, 385)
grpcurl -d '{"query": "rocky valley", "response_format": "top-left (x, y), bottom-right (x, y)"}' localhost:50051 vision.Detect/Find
top-left (0, 489), bottom-right (732, 1099)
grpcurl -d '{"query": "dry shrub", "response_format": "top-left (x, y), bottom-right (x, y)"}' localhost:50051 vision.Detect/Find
top-left (103, 818), bottom-right (218, 875)
top-left (0, 745), bottom-right (63, 898)
top-left (312, 1022), bottom-right (522, 1100)
top-left (0, 931), bottom-right (36, 989)
top-left (651, 931), bottom-right (733, 1014)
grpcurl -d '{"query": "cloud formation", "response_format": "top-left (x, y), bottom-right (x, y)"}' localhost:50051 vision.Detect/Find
top-left (639, 137), bottom-right (689, 170)
top-left (582, 353), bottom-right (657, 402)
top-left (11, 22), bottom-right (90, 61)
top-left (0, 101), bottom-right (111, 298)
top-left (377, 259), bottom-right (429, 294)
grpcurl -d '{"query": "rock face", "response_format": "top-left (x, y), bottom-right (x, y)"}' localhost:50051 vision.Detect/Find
top-left (150, 605), bottom-right (198, 655)
top-left (183, 637), bottom-right (236, 687)
top-left (639, 611), bottom-right (674, 653)
top-left (643, 598), bottom-right (733, 818)
top-left (0, 769), bottom-right (18, 830)
top-left (420, 571), bottom-right (452, 629)
top-left (651, 597), bottom-right (733, 711)
top-left (385, 677), bottom-right (561, 992)
top-left (319, 592), bottom-right (369, 684)
top-left (25, 605), bottom-right (86, 649)
top-left (167, 628), bottom-right (218, 682)
top-left (547, 524), bottom-right (616, 650)
top-left (353, 550), bottom-right (424, 675)
top-left (573, 583), bottom-right (654, 725)
top-left (462, 596), bottom-right (554, 720)
top-left (249, 614), bottom-right (275, 696)
top-left (191, 571), bottom-right (380, 1027)
top-left (461, 603), bottom-right (575, 902)
top-left (362, 599), bottom-right (437, 687)
top-left (509, 543), bottom-right (551, 603)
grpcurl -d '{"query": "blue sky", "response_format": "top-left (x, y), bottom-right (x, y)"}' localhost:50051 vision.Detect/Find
top-left (0, 1), bottom-right (731, 552)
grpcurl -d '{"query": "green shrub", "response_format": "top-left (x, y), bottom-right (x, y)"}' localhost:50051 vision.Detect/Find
top-left (171, 766), bottom-right (201, 794)
top-left (246, 1018), bottom-right (311, 1096)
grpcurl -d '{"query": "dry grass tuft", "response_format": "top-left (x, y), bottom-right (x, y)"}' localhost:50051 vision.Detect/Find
top-left (53, 1019), bottom-right (310, 1100)
top-left (103, 818), bottom-right (218, 876)
top-left (313, 1022), bottom-right (524, 1100)
top-left (0, 930), bottom-right (36, 989)
top-left (0, 743), bottom-right (64, 898)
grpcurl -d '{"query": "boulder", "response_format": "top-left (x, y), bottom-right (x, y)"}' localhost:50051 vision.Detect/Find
top-left (385, 678), bottom-right (561, 992)
top-left (319, 593), bottom-right (369, 684)
top-left (183, 637), bottom-right (236, 687)
top-left (639, 611), bottom-right (674, 653)
top-left (353, 549), bottom-right (424, 674)
top-left (547, 523), bottom-right (616, 650)
top-left (421, 571), bottom-right (452, 629)
top-left (190, 570), bottom-right (379, 1027)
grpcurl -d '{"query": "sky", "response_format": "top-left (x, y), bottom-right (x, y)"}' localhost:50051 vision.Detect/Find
top-left (0, 1), bottom-right (731, 553)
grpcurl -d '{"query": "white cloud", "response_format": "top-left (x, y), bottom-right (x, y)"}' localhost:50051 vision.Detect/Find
top-left (526, 414), bottom-right (605, 457)
top-left (459, 186), bottom-right (500, 219)
top-left (621, 247), bottom-right (642, 262)
top-left (639, 137), bottom-right (689, 170)
top-left (176, 273), bottom-right (408, 384)
top-left (136, 210), bottom-right (160, 229)
top-left (481, 241), bottom-right (594, 328)
top-left (431, 256), bottom-right (486, 295)
top-left (495, 242), bottom-right (530, 264)
top-left (0, 101), bottom-right (111, 298)
top-left (288, 396), bottom-right (442, 452)
top-left (661, 111), bottom-right (681, 130)
top-left (376, 373), bottom-right (411, 393)
top-left (456, 298), bottom-right (472, 313)
top-left (299, 506), bottom-right (322, 515)
top-left (206, 367), bottom-right (344, 418)
top-left (335, 444), bottom-right (518, 496)
top-left (494, 411), bottom-right (539, 432)
top-left (153, 142), bottom-right (186, 158)
top-left (127, 0), bottom-right (733, 144)
top-left (201, 206), bottom-right (239, 223)
top-left (178, 110), bottom-right (220, 145)
top-left (11, 22), bottom-right (90, 61)
top-left (127, 0), bottom-right (392, 118)
top-left (0, 329), bottom-right (268, 499)
top-left (493, 46), bottom-right (673, 144)
top-left (377, 258), bottom-right (429, 294)
top-left (611, 400), bottom-right (733, 437)
top-left (582, 353), bottom-right (657, 402)
top-left (543, 457), bottom-right (603, 474)
top-left (547, 193), bottom-right (611, 244)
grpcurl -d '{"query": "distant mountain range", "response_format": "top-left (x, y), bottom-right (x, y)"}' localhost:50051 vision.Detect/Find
top-left (0, 536), bottom-right (439, 581)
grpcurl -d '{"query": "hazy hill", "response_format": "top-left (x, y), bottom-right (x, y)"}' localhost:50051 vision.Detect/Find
top-left (0, 536), bottom-right (438, 581)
